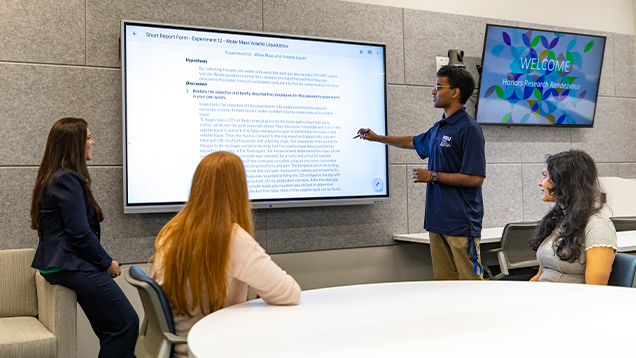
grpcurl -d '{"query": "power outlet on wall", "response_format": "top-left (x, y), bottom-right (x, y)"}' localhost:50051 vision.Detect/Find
top-left (436, 56), bottom-right (449, 72)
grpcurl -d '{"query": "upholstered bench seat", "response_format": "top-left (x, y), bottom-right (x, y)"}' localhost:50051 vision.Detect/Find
top-left (0, 249), bottom-right (76, 358)
top-left (0, 317), bottom-right (56, 357)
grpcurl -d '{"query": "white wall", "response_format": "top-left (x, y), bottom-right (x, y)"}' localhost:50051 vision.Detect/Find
top-left (634, 0), bottom-right (636, 35)
top-left (344, 0), bottom-right (635, 34)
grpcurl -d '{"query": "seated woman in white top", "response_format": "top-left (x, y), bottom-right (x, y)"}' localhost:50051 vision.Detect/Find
top-left (529, 149), bottom-right (617, 285)
top-left (152, 151), bottom-right (301, 358)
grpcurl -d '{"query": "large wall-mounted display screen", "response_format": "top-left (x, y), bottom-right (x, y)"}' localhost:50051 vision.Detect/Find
top-left (476, 24), bottom-right (605, 127)
top-left (122, 21), bottom-right (389, 213)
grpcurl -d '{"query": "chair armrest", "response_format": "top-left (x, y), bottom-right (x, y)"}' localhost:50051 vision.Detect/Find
top-left (36, 272), bottom-right (77, 358)
top-left (507, 259), bottom-right (539, 270)
top-left (497, 251), bottom-right (509, 276)
top-left (480, 247), bottom-right (502, 255)
top-left (164, 332), bottom-right (188, 344)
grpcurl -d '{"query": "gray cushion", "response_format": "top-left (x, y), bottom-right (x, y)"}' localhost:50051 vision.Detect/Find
top-left (0, 316), bottom-right (56, 358)
top-left (0, 249), bottom-right (38, 317)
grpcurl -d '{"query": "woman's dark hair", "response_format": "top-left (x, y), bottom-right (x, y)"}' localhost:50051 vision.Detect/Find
top-left (529, 150), bottom-right (603, 262)
top-left (436, 66), bottom-right (475, 104)
top-left (30, 117), bottom-right (103, 230)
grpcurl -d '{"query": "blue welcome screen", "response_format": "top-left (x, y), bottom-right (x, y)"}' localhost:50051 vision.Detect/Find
top-left (476, 25), bottom-right (605, 127)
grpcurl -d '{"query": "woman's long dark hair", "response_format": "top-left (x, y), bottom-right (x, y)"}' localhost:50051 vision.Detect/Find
top-left (529, 150), bottom-right (603, 262)
top-left (30, 117), bottom-right (103, 230)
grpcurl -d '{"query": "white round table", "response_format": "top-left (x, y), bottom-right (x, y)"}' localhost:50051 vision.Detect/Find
top-left (188, 281), bottom-right (636, 357)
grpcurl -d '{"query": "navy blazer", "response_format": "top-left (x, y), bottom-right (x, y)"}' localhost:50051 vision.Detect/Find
top-left (32, 170), bottom-right (112, 272)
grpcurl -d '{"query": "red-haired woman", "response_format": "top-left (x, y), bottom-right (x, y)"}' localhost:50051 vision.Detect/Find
top-left (153, 151), bottom-right (300, 358)
top-left (31, 117), bottom-right (138, 358)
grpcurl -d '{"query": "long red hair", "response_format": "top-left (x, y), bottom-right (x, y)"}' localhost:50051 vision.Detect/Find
top-left (153, 151), bottom-right (253, 316)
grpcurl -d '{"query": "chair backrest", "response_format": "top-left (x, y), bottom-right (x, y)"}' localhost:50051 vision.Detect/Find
top-left (610, 216), bottom-right (636, 232)
top-left (0, 249), bottom-right (38, 317)
top-left (608, 253), bottom-right (636, 288)
top-left (500, 222), bottom-right (539, 269)
top-left (125, 266), bottom-right (176, 358)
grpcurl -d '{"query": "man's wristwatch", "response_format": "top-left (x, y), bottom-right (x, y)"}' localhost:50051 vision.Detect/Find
top-left (430, 171), bottom-right (439, 184)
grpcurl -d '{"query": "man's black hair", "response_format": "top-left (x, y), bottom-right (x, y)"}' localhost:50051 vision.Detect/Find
top-left (436, 66), bottom-right (475, 104)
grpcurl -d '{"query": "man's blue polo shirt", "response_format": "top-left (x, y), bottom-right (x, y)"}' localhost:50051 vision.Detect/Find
top-left (412, 107), bottom-right (486, 237)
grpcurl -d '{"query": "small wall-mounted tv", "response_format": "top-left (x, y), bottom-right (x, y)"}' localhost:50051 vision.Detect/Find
top-left (475, 24), bottom-right (605, 127)
top-left (121, 21), bottom-right (389, 213)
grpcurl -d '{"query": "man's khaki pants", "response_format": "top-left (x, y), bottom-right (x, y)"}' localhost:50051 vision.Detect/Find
top-left (429, 232), bottom-right (483, 280)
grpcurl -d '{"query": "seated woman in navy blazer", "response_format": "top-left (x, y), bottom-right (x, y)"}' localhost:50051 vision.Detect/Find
top-left (31, 117), bottom-right (138, 358)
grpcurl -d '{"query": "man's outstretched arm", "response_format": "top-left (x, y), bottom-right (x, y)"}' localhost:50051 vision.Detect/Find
top-left (356, 128), bottom-right (415, 149)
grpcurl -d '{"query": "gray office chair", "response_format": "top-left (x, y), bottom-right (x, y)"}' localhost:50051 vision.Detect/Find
top-left (610, 216), bottom-right (636, 232)
top-left (125, 266), bottom-right (187, 358)
top-left (608, 253), bottom-right (636, 288)
top-left (489, 222), bottom-right (539, 280)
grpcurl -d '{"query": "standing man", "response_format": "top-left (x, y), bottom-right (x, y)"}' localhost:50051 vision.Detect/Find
top-left (357, 66), bottom-right (486, 280)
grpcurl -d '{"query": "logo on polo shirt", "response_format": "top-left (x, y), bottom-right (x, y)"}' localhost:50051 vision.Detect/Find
top-left (440, 135), bottom-right (452, 148)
